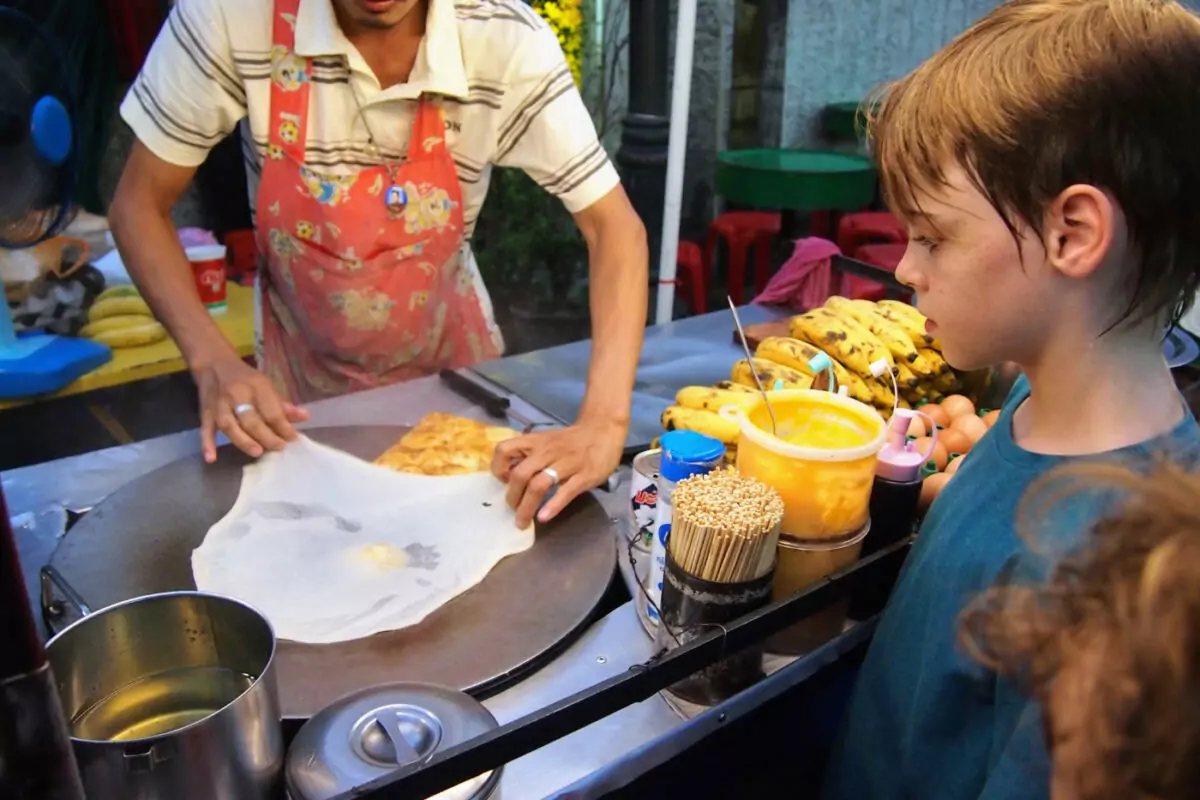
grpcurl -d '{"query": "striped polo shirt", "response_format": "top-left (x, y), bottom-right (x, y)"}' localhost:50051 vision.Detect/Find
top-left (121, 0), bottom-right (618, 339)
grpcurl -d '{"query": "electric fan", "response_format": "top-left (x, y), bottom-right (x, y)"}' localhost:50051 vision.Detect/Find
top-left (0, 5), bottom-right (110, 398)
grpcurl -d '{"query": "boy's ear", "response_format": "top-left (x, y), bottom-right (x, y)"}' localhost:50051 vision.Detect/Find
top-left (1043, 185), bottom-right (1119, 280)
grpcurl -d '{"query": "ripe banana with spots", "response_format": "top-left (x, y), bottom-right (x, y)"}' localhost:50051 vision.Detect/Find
top-left (840, 298), bottom-right (937, 377)
top-left (713, 380), bottom-right (757, 393)
top-left (895, 362), bottom-right (921, 391)
top-left (661, 405), bottom-right (740, 445)
top-left (731, 358), bottom-right (814, 391)
top-left (789, 308), bottom-right (892, 378)
top-left (918, 347), bottom-right (950, 375)
top-left (86, 320), bottom-right (168, 349)
top-left (88, 295), bottom-right (153, 322)
top-left (675, 385), bottom-right (762, 413)
top-left (933, 370), bottom-right (959, 394)
top-left (754, 336), bottom-right (873, 405)
top-left (877, 300), bottom-right (942, 350)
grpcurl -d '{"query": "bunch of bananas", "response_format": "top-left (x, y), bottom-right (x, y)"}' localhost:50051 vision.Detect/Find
top-left (80, 286), bottom-right (168, 349)
top-left (787, 297), bottom-right (955, 412)
top-left (659, 297), bottom-right (964, 454)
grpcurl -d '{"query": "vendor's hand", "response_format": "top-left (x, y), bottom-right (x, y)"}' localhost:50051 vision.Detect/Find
top-left (193, 355), bottom-right (309, 462)
top-left (492, 417), bottom-right (627, 528)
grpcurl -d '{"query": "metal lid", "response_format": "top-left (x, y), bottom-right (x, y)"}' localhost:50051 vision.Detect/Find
top-left (286, 683), bottom-right (500, 800)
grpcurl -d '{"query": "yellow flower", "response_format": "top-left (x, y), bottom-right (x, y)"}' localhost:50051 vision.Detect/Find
top-left (533, 0), bottom-right (583, 87)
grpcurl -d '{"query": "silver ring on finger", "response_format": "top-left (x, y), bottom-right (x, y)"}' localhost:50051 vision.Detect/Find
top-left (234, 403), bottom-right (256, 417)
top-left (541, 466), bottom-right (560, 487)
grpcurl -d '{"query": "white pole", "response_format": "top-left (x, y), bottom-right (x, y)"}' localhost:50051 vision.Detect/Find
top-left (654, 0), bottom-right (698, 325)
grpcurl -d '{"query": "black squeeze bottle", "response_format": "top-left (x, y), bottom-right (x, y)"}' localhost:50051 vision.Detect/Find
top-left (849, 410), bottom-right (926, 621)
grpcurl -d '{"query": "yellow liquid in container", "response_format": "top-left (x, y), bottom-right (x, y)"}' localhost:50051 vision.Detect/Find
top-left (722, 390), bottom-right (885, 540)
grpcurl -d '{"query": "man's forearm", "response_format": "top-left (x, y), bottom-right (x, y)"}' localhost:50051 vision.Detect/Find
top-left (109, 196), bottom-right (236, 370)
top-left (578, 221), bottom-right (648, 427)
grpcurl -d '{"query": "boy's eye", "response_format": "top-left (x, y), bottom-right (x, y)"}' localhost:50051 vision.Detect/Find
top-left (911, 235), bottom-right (940, 252)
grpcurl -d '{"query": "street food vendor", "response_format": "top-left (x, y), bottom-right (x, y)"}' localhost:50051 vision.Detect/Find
top-left (108, 0), bottom-right (647, 526)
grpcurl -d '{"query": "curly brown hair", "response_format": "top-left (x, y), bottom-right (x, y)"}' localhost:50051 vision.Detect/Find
top-left (960, 463), bottom-right (1200, 800)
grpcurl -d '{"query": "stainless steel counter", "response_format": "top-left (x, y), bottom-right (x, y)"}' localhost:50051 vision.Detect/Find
top-left (8, 306), bottom-right (788, 799)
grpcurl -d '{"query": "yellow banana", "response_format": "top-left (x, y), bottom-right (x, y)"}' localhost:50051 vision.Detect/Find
top-left (790, 308), bottom-right (891, 378)
top-left (661, 405), bottom-right (740, 445)
top-left (94, 285), bottom-right (142, 304)
top-left (933, 371), bottom-right (959, 394)
top-left (897, 398), bottom-right (913, 410)
top-left (918, 347), bottom-right (950, 375)
top-left (895, 362), bottom-right (922, 391)
top-left (869, 376), bottom-right (896, 410)
top-left (731, 358), bottom-right (813, 391)
top-left (875, 300), bottom-right (938, 347)
top-left (675, 386), bottom-right (761, 413)
top-left (755, 336), bottom-right (873, 404)
top-left (80, 315), bottom-right (156, 339)
top-left (88, 321), bottom-right (168, 349)
top-left (89, 296), bottom-right (153, 322)
top-left (842, 299), bottom-right (937, 377)
top-left (713, 380), bottom-right (757, 394)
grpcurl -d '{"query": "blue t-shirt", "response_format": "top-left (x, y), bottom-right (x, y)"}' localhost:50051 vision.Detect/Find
top-left (821, 376), bottom-right (1200, 800)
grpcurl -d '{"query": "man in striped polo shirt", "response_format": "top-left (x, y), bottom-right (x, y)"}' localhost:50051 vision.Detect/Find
top-left (109, 0), bottom-right (648, 527)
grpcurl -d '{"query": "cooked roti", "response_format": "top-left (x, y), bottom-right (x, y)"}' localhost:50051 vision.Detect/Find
top-left (373, 412), bottom-right (519, 476)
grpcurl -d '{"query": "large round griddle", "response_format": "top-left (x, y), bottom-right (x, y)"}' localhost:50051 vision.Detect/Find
top-left (49, 426), bottom-right (616, 717)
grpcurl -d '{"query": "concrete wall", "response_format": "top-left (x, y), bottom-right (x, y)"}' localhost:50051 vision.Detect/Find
top-left (779, 0), bottom-right (1001, 146)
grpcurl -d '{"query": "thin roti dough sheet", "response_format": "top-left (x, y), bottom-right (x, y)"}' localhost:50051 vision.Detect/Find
top-left (192, 436), bottom-right (534, 644)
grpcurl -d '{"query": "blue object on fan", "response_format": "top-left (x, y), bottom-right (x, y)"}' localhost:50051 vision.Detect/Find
top-left (31, 95), bottom-right (72, 165)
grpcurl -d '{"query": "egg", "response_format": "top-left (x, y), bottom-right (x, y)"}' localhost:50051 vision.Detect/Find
top-left (919, 472), bottom-right (951, 511)
top-left (945, 454), bottom-right (964, 476)
top-left (938, 428), bottom-right (972, 456)
top-left (913, 436), bottom-right (948, 471)
top-left (982, 409), bottom-right (1001, 428)
top-left (923, 404), bottom-right (951, 429)
top-left (951, 413), bottom-right (989, 444)
top-left (941, 394), bottom-right (977, 419)
top-left (906, 415), bottom-right (928, 438)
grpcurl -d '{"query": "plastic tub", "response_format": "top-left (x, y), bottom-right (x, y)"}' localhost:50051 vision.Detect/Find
top-left (766, 523), bottom-right (869, 656)
top-left (721, 390), bottom-right (886, 540)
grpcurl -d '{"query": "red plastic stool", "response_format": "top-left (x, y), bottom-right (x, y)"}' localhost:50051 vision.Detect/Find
top-left (836, 211), bottom-right (906, 257)
top-left (848, 242), bottom-right (909, 302)
top-left (675, 241), bottom-right (707, 314)
top-left (224, 229), bottom-right (259, 286)
top-left (704, 211), bottom-right (781, 305)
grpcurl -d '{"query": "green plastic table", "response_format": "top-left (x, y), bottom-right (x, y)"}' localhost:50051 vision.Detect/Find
top-left (714, 148), bottom-right (877, 240)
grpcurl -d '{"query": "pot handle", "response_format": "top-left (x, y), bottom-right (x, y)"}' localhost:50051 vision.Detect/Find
top-left (40, 564), bottom-right (91, 634)
top-left (123, 738), bottom-right (176, 773)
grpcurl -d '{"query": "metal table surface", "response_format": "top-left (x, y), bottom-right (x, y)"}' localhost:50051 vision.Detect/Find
top-left (5, 308), bottom-right (793, 797)
top-left (475, 304), bottom-right (787, 449)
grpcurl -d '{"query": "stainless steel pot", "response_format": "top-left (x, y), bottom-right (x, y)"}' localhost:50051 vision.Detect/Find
top-left (45, 591), bottom-right (284, 800)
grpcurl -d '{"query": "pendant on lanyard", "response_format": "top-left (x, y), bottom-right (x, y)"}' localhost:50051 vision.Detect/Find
top-left (384, 163), bottom-right (407, 213)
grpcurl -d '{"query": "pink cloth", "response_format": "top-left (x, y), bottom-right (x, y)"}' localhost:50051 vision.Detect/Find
top-left (752, 237), bottom-right (847, 310)
top-left (177, 228), bottom-right (220, 248)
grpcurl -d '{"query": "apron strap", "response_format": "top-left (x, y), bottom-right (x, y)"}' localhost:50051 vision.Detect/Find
top-left (268, 0), bottom-right (311, 162)
top-left (407, 96), bottom-right (450, 161)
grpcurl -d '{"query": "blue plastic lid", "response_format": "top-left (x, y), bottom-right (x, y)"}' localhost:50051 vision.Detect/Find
top-left (660, 430), bottom-right (726, 482)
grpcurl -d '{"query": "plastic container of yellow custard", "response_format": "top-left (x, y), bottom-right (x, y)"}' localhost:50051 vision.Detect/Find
top-left (720, 389), bottom-right (886, 541)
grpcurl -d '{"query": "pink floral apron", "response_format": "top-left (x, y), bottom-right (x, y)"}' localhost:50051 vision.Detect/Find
top-left (254, 0), bottom-right (500, 403)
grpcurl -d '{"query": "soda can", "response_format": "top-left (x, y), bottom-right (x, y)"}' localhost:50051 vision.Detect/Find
top-left (629, 449), bottom-right (660, 552)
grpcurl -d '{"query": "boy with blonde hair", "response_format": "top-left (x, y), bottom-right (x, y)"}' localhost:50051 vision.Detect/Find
top-left (821, 1), bottom-right (1200, 798)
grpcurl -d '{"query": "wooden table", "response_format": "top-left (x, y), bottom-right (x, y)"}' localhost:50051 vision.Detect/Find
top-left (0, 284), bottom-right (254, 419)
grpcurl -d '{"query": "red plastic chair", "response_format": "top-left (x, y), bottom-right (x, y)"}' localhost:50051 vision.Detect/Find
top-left (836, 211), bottom-right (906, 256)
top-left (848, 242), bottom-right (909, 302)
top-left (675, 240), bottom-right (707, 314)
top-left (704, 211), bottom-right (781, 305)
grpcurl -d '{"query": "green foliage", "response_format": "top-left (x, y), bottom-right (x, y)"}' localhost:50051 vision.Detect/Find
top-left (471, 167), bottom-right (588, 309)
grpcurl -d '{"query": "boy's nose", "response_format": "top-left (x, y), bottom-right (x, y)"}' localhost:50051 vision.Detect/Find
top-left (894, 246), bottom-right (925, 293)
